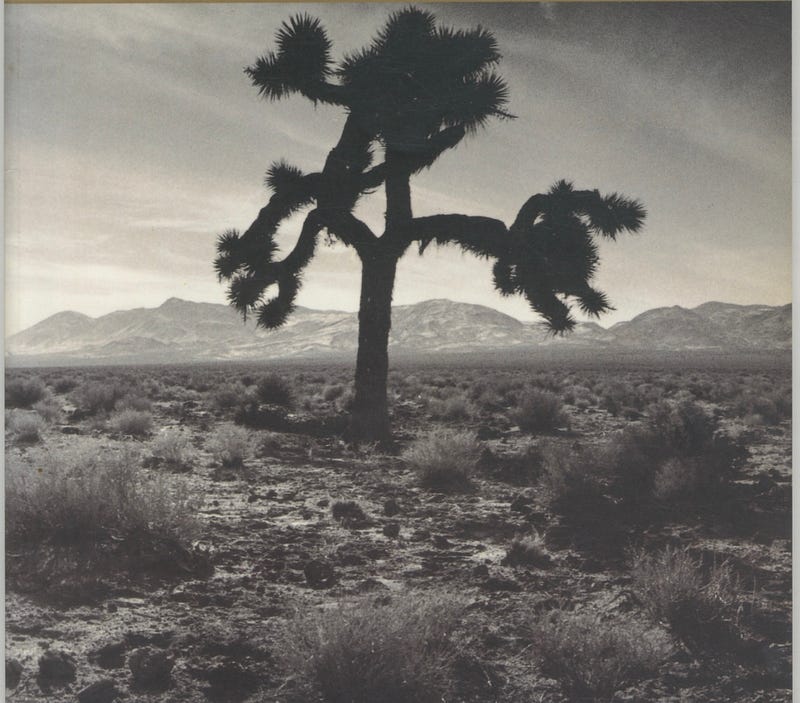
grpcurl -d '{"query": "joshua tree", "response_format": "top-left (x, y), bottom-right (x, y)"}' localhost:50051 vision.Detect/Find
top-left (215, 8), bottom-right (646, 442)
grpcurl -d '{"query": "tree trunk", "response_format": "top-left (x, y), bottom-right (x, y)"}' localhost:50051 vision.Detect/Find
top-left (349, 251), bottom-right (398, 443)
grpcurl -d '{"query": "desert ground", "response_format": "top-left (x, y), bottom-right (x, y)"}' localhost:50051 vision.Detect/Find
top-left (4, 355), bottom-right (791, 702)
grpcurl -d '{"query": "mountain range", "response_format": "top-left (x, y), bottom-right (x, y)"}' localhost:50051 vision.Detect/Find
top-left (6, 298), bottom-right (791, 365)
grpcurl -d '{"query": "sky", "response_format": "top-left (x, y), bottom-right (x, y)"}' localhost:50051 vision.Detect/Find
top-left (4, 2), bottom-right (792, 336)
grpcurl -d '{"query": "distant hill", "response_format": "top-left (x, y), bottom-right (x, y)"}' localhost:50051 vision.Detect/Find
top-left (6, 298), bottom-right (791, 365)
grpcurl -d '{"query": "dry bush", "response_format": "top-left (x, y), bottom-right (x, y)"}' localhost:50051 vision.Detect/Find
top-left (256, 373), bottom-right (295, 408)
top-left (211, 383), bottom-right (246, 410)
top-left (323, 383), bottom-right (345, 402)
top-left (277, 594), bottom-right (462, 703)
top-left (6, 376), bottom-right (48, 408)
top-left (538, 442), bottom-right (604, 514)
top-left (33, 396), bottom-right (64, 424)
top-left (402, 429), bottom-right (480, 491)
top-left (511, 389), bottom-right (568, 433)
top-left (427, 394), bottom-right (474, 422)
top-left (151, 428), bottom-right (193, 468)
top-left (71, 382), bottom-right (129, 416)
top-left (528, 609), bottom-right (671, 699)
top-left (207, 424), bottom-right (252, 467)
top-left (111, 409), bottom-right (154, 437)
top-left (603, 400), bottom-right (745, 505)
top-left (9, 412), bottom-right (46, 443)
top-left (631, 546), bottom-right (742, 637)
top-left (6, 445), bottom-right (200, 549)
top-left (502, 532), bottom-right (550, 568)
top-left (50, 376), bottom-right (78, 395)
top-left (115, 394), bottom-right (153, 413)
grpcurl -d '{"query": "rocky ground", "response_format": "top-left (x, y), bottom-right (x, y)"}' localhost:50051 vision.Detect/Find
top-left (4, 361), bottom-right (792, 702)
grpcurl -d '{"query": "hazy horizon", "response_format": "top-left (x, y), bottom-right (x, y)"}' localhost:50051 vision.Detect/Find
top-left (10, 294), bottom-right (792, 337)
top-left (5, 2), bottom-right (791, 336)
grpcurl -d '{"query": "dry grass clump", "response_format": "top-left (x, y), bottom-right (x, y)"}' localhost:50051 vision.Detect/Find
top-left (502, 532), bottom-right (551, 568)
top-left (151, 429), bottom-right (193, 469)
top-left (538, 442), bottom-right (604, 514)
top-left (528, 609), bottom-right (672, 699)
top-left (71, 382), bottom-right (129, 416)
top-left (33, 396), bottom-right (64, 424)
top-left (511, 389), bottom-right (568, 433)
top-left (276, 593), bottom-right (462, 703)
top-left (111, 409), bottom-right (154, 437)
top-left (402, 429), bottom-right (480, 491)
top-left (6, 376), bottom-right (48, 408)
top-left (427, 394), bottom-right (474, 422)
top-left (256, 373), bottom-right (295, 408)
top-left (9, 412), bottom-right (46, 443)
top-left (603, 399), bottom-right (745, 505)
top-left (6, 445), bottom-right (200, 549)
top-left (211, 383), bottom-right (245, 410)
top-left (631, 546), bottom-right (742, 637)
top-left (206, 424), bottom-right (252, 467)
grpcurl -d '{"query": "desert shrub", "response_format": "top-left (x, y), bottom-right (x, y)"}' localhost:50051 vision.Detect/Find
top-left (207, 424), bottom-right (251, 467)
top-left (323, 384), bottom-right (345, 402)
top-left (114, 394), bottom-right (152, 413)
top-left (6, 377), bottom-right (48, 408)
top-left (277, 593), bottom-right (461, 703)
top-left (603, 400), bottom-right (745, 505)
top-left (212, 383), bottom-right (246, 410)
top-left (71, 382), bottom-right (128, 416)
top-left (402, 429), bottom-right (480, 491)
top-left (528, 610), bottom-right (671, 699)
top-left (256, 374), bottom-right (294, 408)
top-left (648, 399), bottom-right (715, 454)
top-left (335, 389), bottom-right (356, 413)
top-left (51, 376), bottom-right (78, 395)
top-left (427, 394), bottom-right (474, 422)
top-left (653, 456), bottom-right (701, 501)
top-left (9, 412), bottom-right (46, 443)
top-left (331, 500), bottom-right (368, 526)
top-left (151, 429), bottom-right (193, 468)
top-left (538, 442), bottom-right (604, 514)
top-left (511, 389), bottom-right (568, 433)
top-left (502, 532), bottom-right (550, 568)
top-left (6, 445), bottom-right (200, 549)
top-left (33, 396), bottom-right (64, 424)
top-left (631, 546), bottom-right (742, 637)
top-left (733, 390), bottom-right (790, 426)
top-left (111, 409), bottom-right (153, 437)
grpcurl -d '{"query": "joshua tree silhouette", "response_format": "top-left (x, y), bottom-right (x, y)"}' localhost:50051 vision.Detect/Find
top-left (215, 7), bottom-right (646, 442)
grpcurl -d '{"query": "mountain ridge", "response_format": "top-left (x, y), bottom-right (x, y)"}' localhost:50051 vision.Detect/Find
top-left (7, 298), bottom-right (791, 365)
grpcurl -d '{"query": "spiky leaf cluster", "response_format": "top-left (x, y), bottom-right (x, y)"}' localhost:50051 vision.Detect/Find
top-left (496, 181), bottom-right (646, 332)
top-left (339, 7), bottom-right (511, 151)
top-left (214, 160), bottom-right (321, 326)
top-left (246, 15), bottom-right (335, 102)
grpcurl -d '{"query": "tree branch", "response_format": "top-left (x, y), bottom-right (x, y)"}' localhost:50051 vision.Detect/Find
top-left (411, 214), bottom-right (509, 258)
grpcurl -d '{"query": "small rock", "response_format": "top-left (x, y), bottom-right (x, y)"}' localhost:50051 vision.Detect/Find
top-left (265, 489), bottom-right (278, 499)
top-left (317, 498), bottom-right (330, 508)
top-left (38, 650), bottom-right (76, 686)
top-left (473, 564), bottom-right (489, 577)
top-left (247, 492), bottom-right (259, 503)
top-left (432, 535), bottom-right (451, 549)
top-left (383, 499), bottom-right (401, 517)
top-left (128, 647), bottom-right (174, 689)
top-left (6, 659), bottom-right (22, 689)
top-left (382, 522), bottom-right (400, 539)
top-left (60, 425), bottom-right (82, 435)
top-left (77, 678), bottom-right (119, 703)
top-left (304, 559), bottom-right (335, 588)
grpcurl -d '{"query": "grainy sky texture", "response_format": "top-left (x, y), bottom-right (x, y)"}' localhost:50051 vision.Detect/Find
top-left (5, 2), bottom-right (791, 335)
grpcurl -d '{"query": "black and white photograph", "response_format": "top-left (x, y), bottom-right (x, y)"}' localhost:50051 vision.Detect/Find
top-left (4, 2), bottom-right (792, 700)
